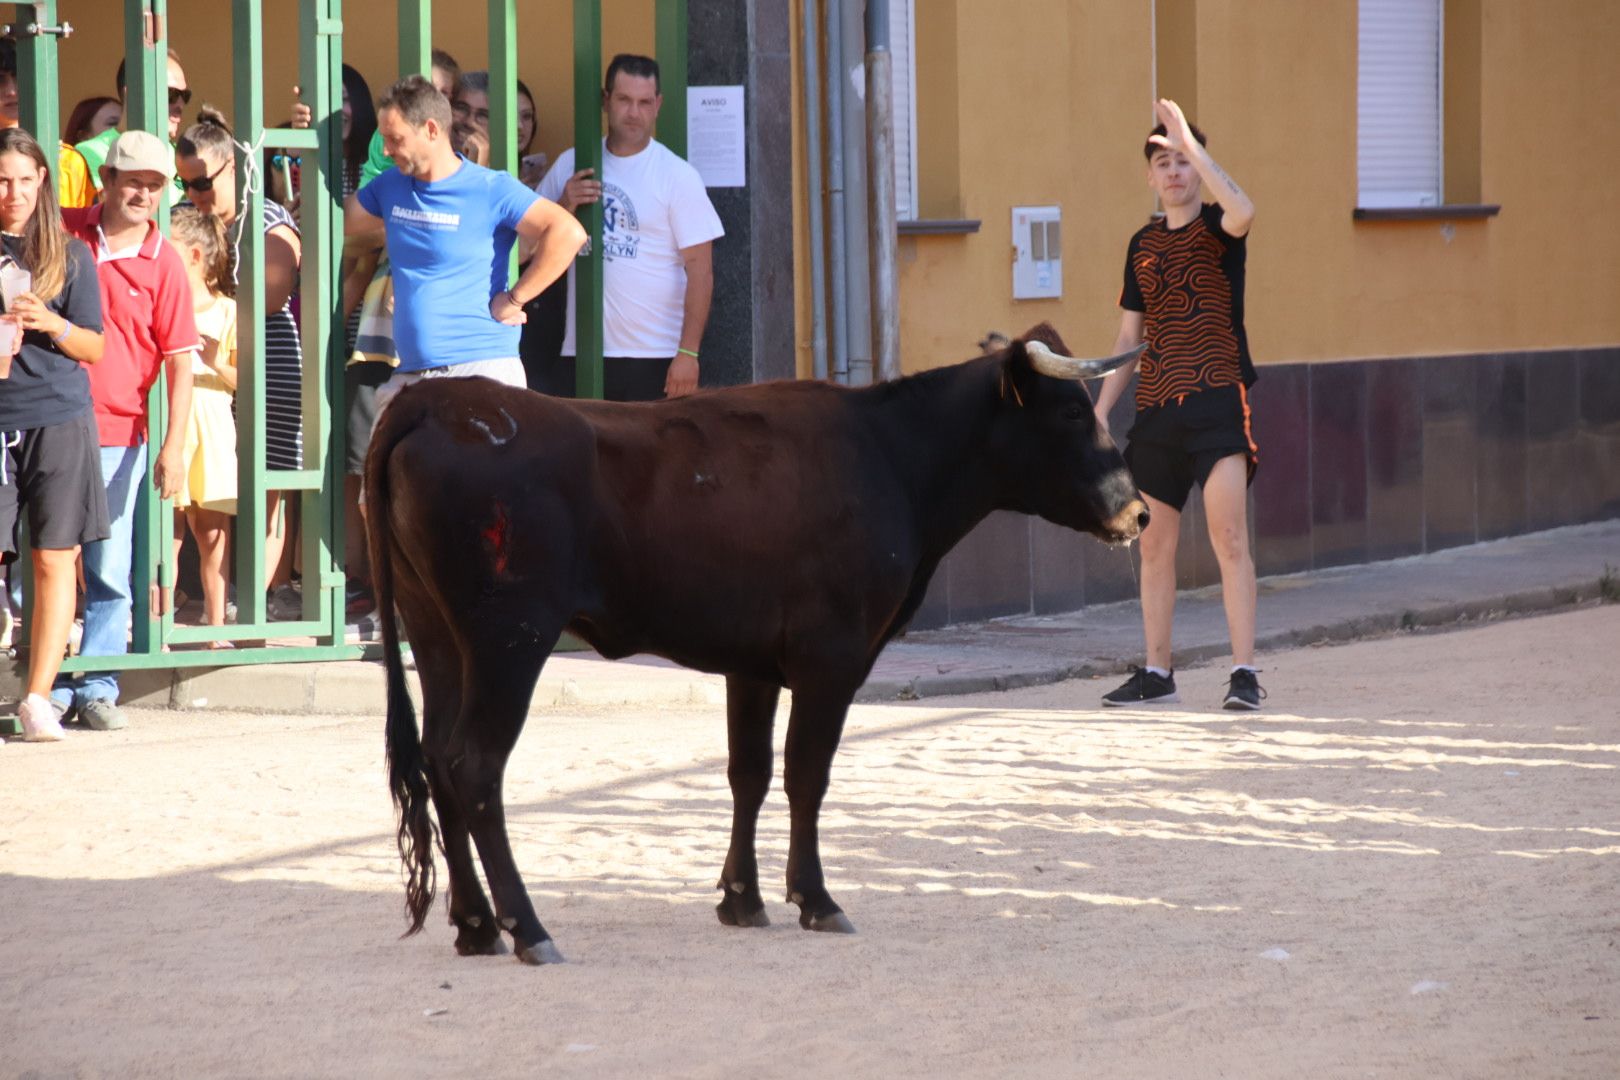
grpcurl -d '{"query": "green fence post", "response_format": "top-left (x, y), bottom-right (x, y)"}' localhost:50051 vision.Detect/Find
top-left (123, 1), bottom-right (167, 139)
top-left (126, 0), bottom-right (170, 656)
top-left (400, 0), bottom-right (431, 79)
top-left (573, 0), bottom-right (603, 400)
top-left (302, 0), bottom-right (344, 639)
top-left (232, 0), bottom-right (268, 628)
top-left (489, 0), bottom-right (517, 177)
top-left (655, 0), bottom-right (687, 158)
top-left (14, 2), bottom-right (60, 168)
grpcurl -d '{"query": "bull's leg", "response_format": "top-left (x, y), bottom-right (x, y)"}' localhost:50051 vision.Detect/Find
top-left (716, 675), bottom-right (781, 928)
top-left (782, 687), bottom-right (858, 934)
top-left (454, 637), bottom-right (566, 966)
top-left (397, 595), bottom-right (505, 957)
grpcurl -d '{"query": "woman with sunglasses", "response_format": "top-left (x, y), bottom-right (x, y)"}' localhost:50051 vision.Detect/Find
top-left (175, 107), bottom-right (304, 617)
top-left (0, 128), bottom-right (108, 741)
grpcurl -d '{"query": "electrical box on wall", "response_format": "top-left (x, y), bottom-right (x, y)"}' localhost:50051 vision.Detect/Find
top-left (1012, 205), bottom-right (1062, 300)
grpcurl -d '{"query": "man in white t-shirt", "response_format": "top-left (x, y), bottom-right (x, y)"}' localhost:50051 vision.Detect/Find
top-left (536, 53), bottom-right (724, 401)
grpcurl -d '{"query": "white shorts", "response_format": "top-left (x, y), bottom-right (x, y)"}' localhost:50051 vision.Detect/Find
top-left (372, 357), bottom-right (527, 430)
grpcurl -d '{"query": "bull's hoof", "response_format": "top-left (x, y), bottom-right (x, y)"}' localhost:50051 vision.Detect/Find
top-left (454, 918), bottom-right (508, 957)
top-left (799, 910), bottom-right (857, 934)
top-left (516, 938), bottom-right (565, 966)
top-left (455, 933), bottom-right (509, 957)
top-left (715, 894), bottom-right (770, 928)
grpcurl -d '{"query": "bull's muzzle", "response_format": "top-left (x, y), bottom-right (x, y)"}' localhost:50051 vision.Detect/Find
top-left (1103, 498), bottom-right (1151, 543)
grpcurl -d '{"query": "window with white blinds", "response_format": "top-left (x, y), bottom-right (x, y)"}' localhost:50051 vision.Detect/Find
top-left (1357, 0), bottom-right (1443, 208)
top-left (890, 0), bottom-right (919, 220)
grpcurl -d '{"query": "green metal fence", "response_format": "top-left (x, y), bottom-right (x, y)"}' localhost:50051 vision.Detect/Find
top-left (6, 0), bottom-right (686, 681)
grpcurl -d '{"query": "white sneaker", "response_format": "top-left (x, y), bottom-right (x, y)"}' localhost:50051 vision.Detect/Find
top-left (19, 693), bottom-right (66, 742)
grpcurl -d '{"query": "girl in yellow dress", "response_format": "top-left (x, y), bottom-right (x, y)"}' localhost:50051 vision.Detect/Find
top-left (169, 206), bottom-right (238, 635)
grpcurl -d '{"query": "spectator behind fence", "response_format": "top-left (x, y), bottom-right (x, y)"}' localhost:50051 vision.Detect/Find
top-left (75, 48), bottom-right (191, 193)
top-left (516, 78), bottom-right (545, 188)
top-left (344, 74), bottom-right (585, 418)
top-left (168, 206), bottom-right (238, 637)
top-left (0, 128), bottom-right (108, 743)
top-left (451, 70), bottom-right (491, 167)
top-left (176, 107), bottom-right (305, 620)
top-left (536, 53), bottom-right (723, 402)
top-left (64, 96), bottom-right (121, 146)
top-left (0, 37), bottom-right (94, 208)
top-left (512, 78), bottom-right (567, 393)
top-left (56, 130), bottom-right (197, 733)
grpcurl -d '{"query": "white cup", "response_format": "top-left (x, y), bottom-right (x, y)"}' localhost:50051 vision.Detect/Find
top-left (0, 319), bottom-right (17, 377)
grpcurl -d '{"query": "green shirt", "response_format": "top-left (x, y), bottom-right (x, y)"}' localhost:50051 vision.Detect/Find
top-left (74, 128), bottom-right (119, 189)
top-left (359, 127), bottom-right (393, 188)
top-left (77, 127), bottom-right (186, 195)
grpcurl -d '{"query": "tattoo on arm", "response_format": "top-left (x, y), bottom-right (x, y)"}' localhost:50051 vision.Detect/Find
top-left (1206, 157), bottom-right (1245, 199)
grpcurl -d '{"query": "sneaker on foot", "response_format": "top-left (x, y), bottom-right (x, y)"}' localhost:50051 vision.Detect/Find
top-left (1223, 669), bottom-right (1266, 711)
top-left (1102, 668), bottom-right (1179, 707)
top-left (78, 698), bottom-right (129, 731)
top-left (19, 693), bottom-right (67, 741)
top-left (267, 584), bottom-right (303, 622)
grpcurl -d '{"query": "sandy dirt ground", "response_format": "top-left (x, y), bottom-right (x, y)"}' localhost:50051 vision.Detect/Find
top-left (3, 605), bottom-right (1619, 1079)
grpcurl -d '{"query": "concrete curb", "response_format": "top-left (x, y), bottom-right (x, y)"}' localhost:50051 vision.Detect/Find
top-left (859, 580), bottom-right (1610, 702)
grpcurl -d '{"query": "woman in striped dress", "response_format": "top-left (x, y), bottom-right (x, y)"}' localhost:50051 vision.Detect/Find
top-left (175, 108), bottom-right (303, 606)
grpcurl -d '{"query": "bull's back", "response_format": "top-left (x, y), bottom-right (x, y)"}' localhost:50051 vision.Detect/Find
top-left (568, 385), bottom-right (921, 671)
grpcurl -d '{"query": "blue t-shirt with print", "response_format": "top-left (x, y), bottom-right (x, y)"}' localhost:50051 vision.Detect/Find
top-left (357, 157), bottom-right (538, 372)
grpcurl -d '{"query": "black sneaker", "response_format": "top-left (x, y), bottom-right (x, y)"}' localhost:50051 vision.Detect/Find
top-left (1223, 669), bottom-right (1266, 711)
top-left (1102, 668), bottom-right (1179, 707)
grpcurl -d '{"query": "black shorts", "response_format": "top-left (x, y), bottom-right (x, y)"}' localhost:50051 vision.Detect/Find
top-left (344, 361), bottom-right (393, 475)
top-left (529, 356), bottom-right (674, 403)
top-left (0, 409), bottom-right (112, 563)
top-left (1124, 384), bottom-right (1258, 511)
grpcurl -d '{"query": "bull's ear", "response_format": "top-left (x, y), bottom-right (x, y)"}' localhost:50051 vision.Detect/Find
top-left (1018, 322), bottom-right (1071, 357)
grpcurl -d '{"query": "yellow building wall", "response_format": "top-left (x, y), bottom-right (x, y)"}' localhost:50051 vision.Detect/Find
top-left (55, 1), bottom-right (655, 173)
top-left (881, 0), bottom-right (1620, 374)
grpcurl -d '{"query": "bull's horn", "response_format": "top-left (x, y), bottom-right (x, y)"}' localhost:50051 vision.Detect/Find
top-left (1026, 340), bottom-right (1146, 381)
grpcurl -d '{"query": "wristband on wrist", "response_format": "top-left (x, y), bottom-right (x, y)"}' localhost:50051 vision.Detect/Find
top-left (506, 289), bottom-right (524, 308)
top-left (51, 321), bottom-right (73, 344)
top-left (677, 347), bottom-right (699, 359)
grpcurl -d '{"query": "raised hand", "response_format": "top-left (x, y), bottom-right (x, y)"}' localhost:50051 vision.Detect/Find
top-left (1149, 98), bottom-right (1199, 155)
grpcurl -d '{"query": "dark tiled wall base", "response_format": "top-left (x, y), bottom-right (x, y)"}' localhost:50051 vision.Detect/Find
top-left (908, 347), bottom-right (1620, 630)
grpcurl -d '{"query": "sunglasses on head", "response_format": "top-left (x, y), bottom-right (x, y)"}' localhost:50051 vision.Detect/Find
top-left (180, 157), bottom-right (230, 194)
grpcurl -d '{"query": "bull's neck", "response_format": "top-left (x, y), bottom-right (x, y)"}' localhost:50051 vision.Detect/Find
top-left (863, 357), bottom-right (1007, 560)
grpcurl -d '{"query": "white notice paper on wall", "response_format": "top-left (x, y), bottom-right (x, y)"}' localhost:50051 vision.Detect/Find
top-left (687, 85), bottom-right (746, 187)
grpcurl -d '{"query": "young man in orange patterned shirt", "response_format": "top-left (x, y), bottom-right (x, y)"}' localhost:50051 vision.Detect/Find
top-left (1092, 99), bottom-right (1264, 710)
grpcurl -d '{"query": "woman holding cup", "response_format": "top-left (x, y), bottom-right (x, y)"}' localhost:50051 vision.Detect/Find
top-left (0, 127), bottom-right (107, 743)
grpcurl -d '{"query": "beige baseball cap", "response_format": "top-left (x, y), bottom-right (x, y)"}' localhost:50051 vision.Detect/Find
top-left (104, 130), bottom-right (176, 180)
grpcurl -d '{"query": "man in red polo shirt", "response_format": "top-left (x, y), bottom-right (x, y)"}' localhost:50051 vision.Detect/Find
top-left (54, 130), bottom-right (196, 732)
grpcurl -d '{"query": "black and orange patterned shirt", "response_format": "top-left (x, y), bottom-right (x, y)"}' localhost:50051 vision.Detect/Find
top-left (1120, 202), bottom-right (1256, 410)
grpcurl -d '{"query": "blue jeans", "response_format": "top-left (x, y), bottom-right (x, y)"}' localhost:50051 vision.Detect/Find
top-left (53, 444), bottom-right (146, 708)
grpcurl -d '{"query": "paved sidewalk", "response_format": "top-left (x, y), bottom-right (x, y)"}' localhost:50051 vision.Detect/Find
top-left (5, 520), bottom-right (1617, 720)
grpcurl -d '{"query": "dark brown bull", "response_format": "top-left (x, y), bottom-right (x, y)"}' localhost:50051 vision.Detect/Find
top-left (368, 323), bottom-right (1147, 964)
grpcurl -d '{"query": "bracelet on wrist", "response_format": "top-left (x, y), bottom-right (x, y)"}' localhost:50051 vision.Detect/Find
top-left (506, 289), bottom-right (525, 308)
top-left (51, 321), bottom-right (73, 344)
top-left (677, 347), bottom-right (699, 359)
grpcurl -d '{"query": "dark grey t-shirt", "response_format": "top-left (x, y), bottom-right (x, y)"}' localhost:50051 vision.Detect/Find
top-left (0, 234), bottom-right (103, 431)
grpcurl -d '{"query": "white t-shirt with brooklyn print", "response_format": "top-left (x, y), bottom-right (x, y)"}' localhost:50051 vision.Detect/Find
top-left (538, 138), bottom-right (724, 358)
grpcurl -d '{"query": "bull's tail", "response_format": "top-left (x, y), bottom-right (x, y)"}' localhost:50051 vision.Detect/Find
top-left (366, 397), bottom-right (438, 936)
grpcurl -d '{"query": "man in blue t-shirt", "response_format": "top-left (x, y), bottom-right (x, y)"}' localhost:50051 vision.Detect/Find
top-left (345, 74), bottom-right (585, 414)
